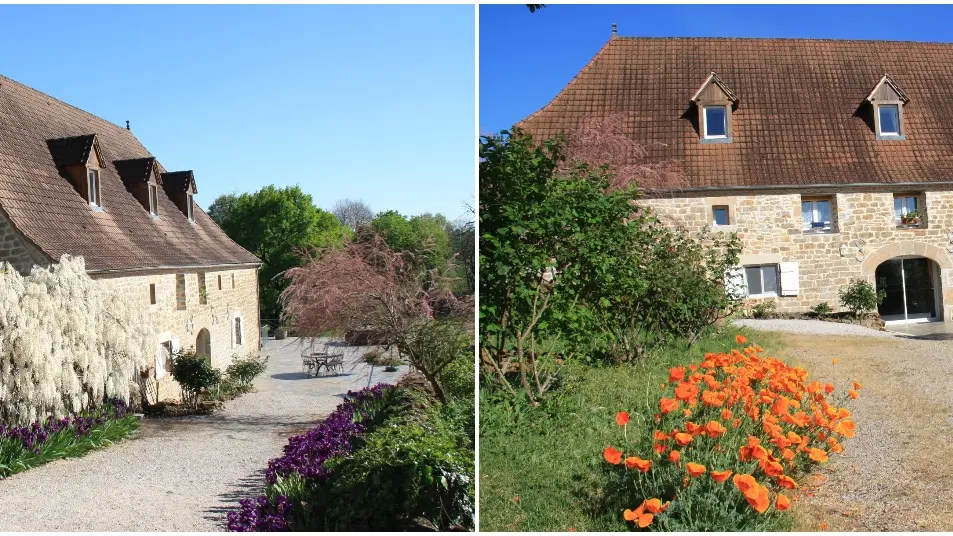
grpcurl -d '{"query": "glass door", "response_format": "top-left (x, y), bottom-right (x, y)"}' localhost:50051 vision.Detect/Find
top-left (875, 257), bottom-right (937, 322)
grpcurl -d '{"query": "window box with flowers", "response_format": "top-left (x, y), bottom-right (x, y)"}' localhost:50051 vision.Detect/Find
top-left (899, 209), bottom-right (923, 228)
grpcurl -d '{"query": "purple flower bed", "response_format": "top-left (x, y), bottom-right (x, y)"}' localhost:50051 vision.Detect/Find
top-left (0, 399), bottom-right (135, 478)
top-left (227, 384), bottom-right (394, 532)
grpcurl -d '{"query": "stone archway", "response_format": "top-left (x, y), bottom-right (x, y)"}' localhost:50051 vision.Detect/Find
top-left (196, 328), bottom-right (212, 362)
top-left (861, 241), bottom-right (953, 322)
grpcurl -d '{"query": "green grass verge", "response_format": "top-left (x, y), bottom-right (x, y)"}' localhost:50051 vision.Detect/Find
top-left (479, 327), bottom-right (784, 532)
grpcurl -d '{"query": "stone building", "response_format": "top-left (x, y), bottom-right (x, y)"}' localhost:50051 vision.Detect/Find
top-left (518, 34), bottom-right (953, 324)
top-left (0, 73), bottom-right (261, 395)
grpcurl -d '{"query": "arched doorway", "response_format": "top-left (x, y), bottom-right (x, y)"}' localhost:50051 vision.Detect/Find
top-left (875, 256), bottom-right (942, 323)
top-left (196, 328), bottom-right (212, 362)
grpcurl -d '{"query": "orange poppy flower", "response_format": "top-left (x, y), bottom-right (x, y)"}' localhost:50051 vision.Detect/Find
top-left (685, 421), bottom-right (702, 435)
top-left (702, 390), bottom-right (724, 407)
top-left (733, 473), bottom-right (758, 492)
top-left (669, 367), bottom-right (686, 383)
top-left (711, 469), bottom-right (733, 483)
top-left (642, 498), bottom-right (663, 514)
top-left (668, 450), bottom-right (681, 463)
top-left (808, 448), bottom-right (829, 463)
top-left (776, 494), bottom-right (791, 511)
top-left (686, 462), bottom-right (707, 477)
top-left (759, 458), bottom-right (784, 478)
top-left (675, 382), bottom-right (699, 402)
top-left (674, 432), bottom-right (693, 446)
top-left (852, 381), bottom-right (862, 390)
top-left (736, 334), bottom-right (748, 344)
top-left (625, 456), bottom-right (652, 472)
top-left (848, 389), bottom-right (859, 399)
top-left (744, 485), bottom-right (770, 514)
top-left (835, 419), bottom-right (856, 438)
top-left (623, 507), bottom-right (641, 522)
top-left (659, 398), bottom-right (679, 415)
top-left (705, 420), bottom-right (727, 437)
top-left (654, 430), bottom-right (671, 441)
top-left (781, 448), bottom-right (796, 461)
top-left (733, 418), bottom-right (741, 428)
top-left (751, 444), bottom-right (769, 460)
top-left (653, 443), bottom-right (667, 455)
top-left (776, 475), bottom-right (798, 489)
top-left (637, 513), bottom-right (654, 528)
top-left (721, 408), bottom-right (733, 421)
top-left (682, 408), bottom-right (693, 417)
top-left (603, 446), bottom-right (623, 465)
top-left (824, 383), bottom-right (835, 394)
top-left (616, 411), bottom-right (630, 426)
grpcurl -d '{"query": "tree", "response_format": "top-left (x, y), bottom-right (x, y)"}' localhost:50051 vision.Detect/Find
top-left (282, 236), bottom-right (471, 403)
top-left (369, 210), bottom-right (418, 253)
top-left (368, 211), bottom-right (452, 272)
top-left (331, 198), bottom-right (375, 232)
top-left (449, 217), bottom-right (475, 295)
top-left (480, 129), bottom-right (740, 404)
top-left (208, 186), bottom-right (352, 320)
top-left (207, 193), bottom-right (239, 227)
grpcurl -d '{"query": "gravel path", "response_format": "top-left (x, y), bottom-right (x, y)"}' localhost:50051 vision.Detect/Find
top-left (734, 318), bottom-right (896, 337)
top-left (737, 325), bottom-right (953, 531)
top-left (0, 337), bottom-right (406, 531)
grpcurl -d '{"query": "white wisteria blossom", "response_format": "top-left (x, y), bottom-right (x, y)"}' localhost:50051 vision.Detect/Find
top-left (0, 255), bottom-right (155, 425)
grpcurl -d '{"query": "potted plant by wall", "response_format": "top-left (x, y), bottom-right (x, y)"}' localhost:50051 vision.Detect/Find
top-left (901, 209), bottom-right (922, 226)
top-left (275, 325), bottom-right (288, 340)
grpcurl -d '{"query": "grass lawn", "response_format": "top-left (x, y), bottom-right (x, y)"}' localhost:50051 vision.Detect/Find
top-left (479, 327), bottom-right (784, 532)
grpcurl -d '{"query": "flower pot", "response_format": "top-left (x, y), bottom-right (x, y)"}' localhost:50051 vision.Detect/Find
top-left (384, 366), bottom-right (398, 372)
top-left (275, 329), bottom-right (288, 340)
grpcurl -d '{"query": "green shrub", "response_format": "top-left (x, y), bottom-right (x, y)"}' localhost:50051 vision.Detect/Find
top-left (225, 353), bottom-right (269, 389)
top-left (810, 301), bottom-right (833, 317)
top-left (318, 406), bottom-right (474, 531)
top-left (171, 348), bottom-right (222, 408)
top-left (362, 349), bottom-right (403, 368)
top-left (839, 278), bottom-right (886, 316)
top-left (751, 301), bottom-right (777, 319)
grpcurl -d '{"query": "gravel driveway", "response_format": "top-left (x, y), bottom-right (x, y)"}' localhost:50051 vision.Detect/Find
top-left (0, 337), bottom-right (406, 531)
top-left (738, 321), bottom-right (953, 531)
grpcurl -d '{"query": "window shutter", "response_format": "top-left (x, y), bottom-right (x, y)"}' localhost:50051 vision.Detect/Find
top-left (155, 345), bottom-right (166, 380)
top-left (724, 266), bottom-right (746, 299)
top-left (780, 262), bottom-right (799, 296)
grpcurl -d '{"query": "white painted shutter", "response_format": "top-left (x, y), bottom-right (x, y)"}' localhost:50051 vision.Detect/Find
top-left (780, 262), bottom-right (799, 296)
top-left (724, 266), bottom-right (746, 299)
top-left (155, 345), bottom-right (166, 380)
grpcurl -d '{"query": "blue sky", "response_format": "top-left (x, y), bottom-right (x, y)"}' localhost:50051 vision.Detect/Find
top-left (0, 5), bottom-right (475, 221)
top-left (480, 4), bottom-right (953, 134)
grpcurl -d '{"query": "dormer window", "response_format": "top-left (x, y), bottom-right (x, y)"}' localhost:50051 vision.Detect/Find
top-left (148, 184), bottom-right (158, 216)
top-left (866, 74), bottom-right (909, 140)
top-left (160, 170), bottom-right (198, 223)
top-left (879, 104), bottom-right (900, 136)
top-left (187, 193), bottom-right (195, 222)
top-left (691, 72), bottom-right (738, 144)
top-left (703, 106), bottom-right (728, 139)
top-left (87, 168), bottom-right (101, 207)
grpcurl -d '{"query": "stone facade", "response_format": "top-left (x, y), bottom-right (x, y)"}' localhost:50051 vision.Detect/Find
top-left (94, 268), bottom-right (261, 401)
top-left (0, 209), bottom-right (51, 273)
top-left (643, 187), bottom-right (953, 321)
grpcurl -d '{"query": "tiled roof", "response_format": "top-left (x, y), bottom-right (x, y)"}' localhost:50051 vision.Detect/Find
top-left (517, 36), bottom-right (953, 191)
top-left (0, 74), bottom-right (260, 272)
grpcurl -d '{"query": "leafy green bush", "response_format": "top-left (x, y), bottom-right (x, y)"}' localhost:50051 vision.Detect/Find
top-left (810, 301), bottom-right (833, 317)
top-left (839, 278), bottom-right (886, 316)
top-left (171, 348), bottom-right (222, 408)
top-left (751, 301), bottom-right (777, 319)
top-left (225, 353), bottom-right (269, 389)
top-left (313, 405), bottom-right (474, 531)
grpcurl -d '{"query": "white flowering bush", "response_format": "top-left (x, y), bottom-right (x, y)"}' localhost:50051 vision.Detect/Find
top-left (0, 255), bottom-right (155, 425)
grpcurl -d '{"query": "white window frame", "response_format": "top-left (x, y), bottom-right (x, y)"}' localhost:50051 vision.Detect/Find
top-left (801, 197), bottom-right (834, 232)
top-left (87, 168), bottom-right (101, 207)
top-left (878, 104), bottom-right (901, 137)
top-left (187, 193), bottom-right (195, 222)
top-left (712, 205), bottom-right (730, 226)
top-left (148, 184), bottom-right (158, 216)
top-left (703, 105), bottom-right (729, 139)
top-left (743, 264), bottom-right (779, 298)
top-left (894, 194), bottom-right (921, 226)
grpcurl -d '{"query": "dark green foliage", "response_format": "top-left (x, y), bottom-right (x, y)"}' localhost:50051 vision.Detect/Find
top-left (367, 210), bottom-right (455, 272)
top-left (224, 353), bottom-right (269, 389)
top-left (207, 185), bottom-right (352, 319)
top-left (751, 301), bottom-right (777, 319)
top-left (170, 348), bottom-right (222, 408)
top-left (479, 129), bottom-right (741, 403)
top-left (811, 301), bottom-right (833, 317)
top-left (839, 278), bottom-right (886, 316)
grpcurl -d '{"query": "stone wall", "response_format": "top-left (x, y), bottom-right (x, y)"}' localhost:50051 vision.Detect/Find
top-left (94, 267), bottom-right (261, 401)
top-left (643, 187), bottom-right (953, 321)
top-left (0, 209), bottom-right (51, 273)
